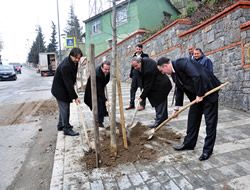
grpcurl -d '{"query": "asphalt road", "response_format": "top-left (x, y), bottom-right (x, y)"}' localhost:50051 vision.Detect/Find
top-left (0, 66), bottom-right (58, 190)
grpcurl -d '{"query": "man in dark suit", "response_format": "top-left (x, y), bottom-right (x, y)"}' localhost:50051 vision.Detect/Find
top-left (126, 44), bottom-right (149, 111)
top-left (131, 57), bottom-right (172, 128)
top-left (51, 48), bottom-right (82, 136)
top-left (84, 61), bottom-right (110, 128)
top-left (157, 57), bottom-right (221, 161)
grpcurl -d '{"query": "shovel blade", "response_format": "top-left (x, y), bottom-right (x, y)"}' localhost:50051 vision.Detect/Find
top-left (147, 128), bottom-right (155, 140)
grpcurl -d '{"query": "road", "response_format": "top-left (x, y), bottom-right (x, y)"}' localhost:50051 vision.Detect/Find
top-left (0, 66), bottom-right (58, 190)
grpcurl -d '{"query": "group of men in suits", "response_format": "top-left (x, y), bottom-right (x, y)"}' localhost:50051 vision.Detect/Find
top-left (129, 45), bottom-right (221, 161)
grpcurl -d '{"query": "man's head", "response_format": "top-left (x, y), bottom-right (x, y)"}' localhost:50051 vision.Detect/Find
top-left (69, 48), bottom-right (83, 64)
top-left (131, 57), bottom-right (142, 70)
top-left (135, 44), bottom-right (143, 54)
top-left (193, 48), bottom-right (204, 60)
top-left (101, 61), bottom-right (110, 75)
top-left (188, 46), bottom-right (194, 56)
top-left (157, 57), bottom-right (172, 75)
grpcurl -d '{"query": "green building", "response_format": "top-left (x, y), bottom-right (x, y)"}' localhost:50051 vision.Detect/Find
top-left (84, 0), bottom-right (180, 56)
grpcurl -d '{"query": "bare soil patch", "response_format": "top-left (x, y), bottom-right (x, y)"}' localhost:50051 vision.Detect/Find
top-left (81, 123), bottom-right (181, 170)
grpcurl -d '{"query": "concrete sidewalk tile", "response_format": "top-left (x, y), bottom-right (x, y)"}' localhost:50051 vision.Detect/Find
top-left (237, 161), bottom-right (250, 174)
top-left (116, 175), bottom-right (133, 190)
top-left (102, 178), bottom-right (119, 190)
top-left (155, 170), bottom-right (170, 184)
top-left (183, 174), bottom-right (206, 189)
top-left (174, 163), bottom-right (192, 175)
top-left (90, 179), bottom-right (105, 190)
top-left (139, 170), bottom-right (159, 184)
top-left (63, 153), bottom-right (84, 174)
top-left (227, 175), bottom-right (250, 190)
top-left (128, 172), bottom-right (145, 186)
top-left (163, 165), bottom-right (181, 178)
top-left (51, 158), bottom-right (64, 177)
top-left (135, 185), bottom-right (150, 190)
top-left (63, 172), bottom-right (89, 190)
top-left (206, 168), bottom-right (228, 183)
top-left (218, 164), bottom-right (248, 179)
top-left (162, 180), bottom-right (180, 190)
top-left (194, 170), bottom-right (216, 185)
top-left (147, 181), bottom-right (163, 190)
top-left (50, 175), bottom-right (63, 190)
top-left (172, 176), bottom-right (194, 190)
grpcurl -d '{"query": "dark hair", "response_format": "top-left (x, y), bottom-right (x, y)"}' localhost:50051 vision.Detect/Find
top-left (157, 57), bottom-right (170, 66)
top-left (69, 47), bottom-right (83, 57)
top-left (194, 48), bottom-right (204, 55)
top-left (101, 60), bottom-right (111, 67)
top-left (136, 44), bottom-right (143, 49)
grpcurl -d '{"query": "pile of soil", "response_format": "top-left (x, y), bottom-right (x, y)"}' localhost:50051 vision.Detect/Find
top-left (189, 0), bottom-right (235, 25)
top-left (81, 123), bottom-right (181, 170)
top-left (32, 100), bottom-right (58, 116)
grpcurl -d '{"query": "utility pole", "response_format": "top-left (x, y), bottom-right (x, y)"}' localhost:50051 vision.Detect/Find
top-left (110, 0), bottom-right (118, 156)
top-left (56, 0), bottom-right (62, 62)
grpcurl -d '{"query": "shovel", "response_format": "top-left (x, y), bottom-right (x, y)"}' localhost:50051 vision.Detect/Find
top-left (147, 82), bottom-right (229, 140)
top-left (126, 100), bottom-right (141, 138)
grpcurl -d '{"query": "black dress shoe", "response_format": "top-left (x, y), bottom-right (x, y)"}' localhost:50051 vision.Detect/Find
top-left (125, 105), bottom-right (135, 110)
top-left (57, 126), bottom-right (64, 131)
top-left (199, 152), bottom-right (212, 161)
top-left (173, 143), bottom-right (194, 151)
top-left (63, 128), bottom-right (79, 136)
top-left (98, 123), bottom-right (105, 128)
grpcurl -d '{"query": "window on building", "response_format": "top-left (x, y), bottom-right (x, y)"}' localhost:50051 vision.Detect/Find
top-left (91, 19), bottom-right (101, 34)
top-left (116, 7), bottom-right (128, 26)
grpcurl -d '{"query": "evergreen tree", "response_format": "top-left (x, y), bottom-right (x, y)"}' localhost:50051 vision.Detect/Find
top-left (27, 26), bottom-right (46, 66)
top-left (64, 5), bottom-right (83, 45)
top-left (47, 21), bottom-right (58, 53)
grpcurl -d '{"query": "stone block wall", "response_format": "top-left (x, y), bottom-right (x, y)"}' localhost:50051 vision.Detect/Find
top-left (93, 1), bottom-right (250, 112)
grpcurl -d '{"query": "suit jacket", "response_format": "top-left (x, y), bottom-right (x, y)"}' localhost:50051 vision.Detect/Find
top-left (84, 65), bottom-right (110, 110)
top-left (51, 56), bottom-right (78, 103)
top-left (172, 57), bottom-right (221, 106)
top-left (140, 58), bottom-right (172, 107)
top-left (129, 52), bottom-right (149, 78)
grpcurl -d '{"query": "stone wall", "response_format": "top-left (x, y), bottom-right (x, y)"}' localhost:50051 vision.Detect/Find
top-left (94, 1), bottom-right (250, 112)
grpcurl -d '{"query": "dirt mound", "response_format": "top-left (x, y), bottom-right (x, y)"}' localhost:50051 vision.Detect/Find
top-left (81, 123), bottom-right (181, 170)
top-left (32, 100), bottom-right (58, 116)
top-left (189, 0), bottom-right (235, 25)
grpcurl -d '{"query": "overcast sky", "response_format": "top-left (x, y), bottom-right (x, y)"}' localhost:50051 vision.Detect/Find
top-left (0, 0), bottom-right (90, 63)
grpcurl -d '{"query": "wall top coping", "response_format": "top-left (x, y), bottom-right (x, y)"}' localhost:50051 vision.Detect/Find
top-left (96, 29), bottom-right (146, 58)
top-left (179, 1), bottom-right (250, 38)
top-left (240, 21), bottom-right (250, 31)
top-left (142, 19), bottom-right (192, 44)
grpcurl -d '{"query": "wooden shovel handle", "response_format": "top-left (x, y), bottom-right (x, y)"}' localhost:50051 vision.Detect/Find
top-left (154, 82), bottom-right (229, 133)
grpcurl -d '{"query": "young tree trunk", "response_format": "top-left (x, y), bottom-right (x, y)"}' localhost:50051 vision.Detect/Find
top-left (110, 0), bottom-right (117, 156)
top-left (89, 44), bottom-right (101, 167)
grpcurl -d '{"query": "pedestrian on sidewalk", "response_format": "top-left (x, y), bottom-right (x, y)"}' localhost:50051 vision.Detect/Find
top-left (157, 57), bottom-right (221, 161)
top-left (131, 57), bottom-right (172, 129)
top-left (84, 61), bottom-right (110, 128)
top-left (51, 47), bottom-right (83, 136)
top-left (126, 44), bottom-right (149, 111)
top-left (193, 48), bottom-right (213, 73)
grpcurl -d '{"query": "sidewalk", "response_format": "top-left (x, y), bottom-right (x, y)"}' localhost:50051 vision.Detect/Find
top-left (50, 83), bottom-right (250, 190)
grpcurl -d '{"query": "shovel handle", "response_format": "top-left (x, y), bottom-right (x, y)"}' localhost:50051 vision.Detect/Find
top-left (154, 82), bottom-right (229, 133)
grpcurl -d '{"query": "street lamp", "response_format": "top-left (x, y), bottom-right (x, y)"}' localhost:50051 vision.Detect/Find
top-left (56, 0), bottom-right (62, 62)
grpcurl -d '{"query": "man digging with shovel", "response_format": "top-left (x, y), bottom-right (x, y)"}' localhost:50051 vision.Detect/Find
top-left (130, 57), bottom-right (172, 129)
top-left (157, 57), bottom-right (221, 161)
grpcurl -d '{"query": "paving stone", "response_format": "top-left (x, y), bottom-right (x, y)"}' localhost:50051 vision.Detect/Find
top-left (128, 172), bottom-right (145, 186)
top-left (172, 176), bottom-right (194, 190)
top-left (139, 170), bottom-right (159, 184)
top-left (154, 169), bottom-right (170, 184)
top-left (163, 165), bottom-right (181, 178)
top-left (162, 180), bottom-right (180, 190)
top-left (237, 161), bottom-right (250, 174)
top-left (217, 164), bottom-right (248, 180)
top-left (90, 179), bottom-right (105, 190)
top-left (226, 175), bottom-right (250, 190)
top-left (116, 175), bottom-right (133, 190)
top-left (206, 168), bottom-right (228, 183)
top-left (147, 181), bottom-right (164, 190)
top-left (194, 170), bottom-right (217, 185)
top-left (135, 185), bottom-right (150, 190)
top-left (174, 163), bottom-right (192, 175)
top-left (63, 172), bottom-right (90, 190)
top-left (103, 178), bottom-right (119, 190)
top-left (183, 174), bottom-right (206, 189)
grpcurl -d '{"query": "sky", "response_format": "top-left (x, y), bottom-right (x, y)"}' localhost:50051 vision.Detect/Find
top-left (0, 0), bottom-right (91, 63)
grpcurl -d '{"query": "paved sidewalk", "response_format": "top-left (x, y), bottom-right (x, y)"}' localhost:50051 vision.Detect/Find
top-left (50, 83), bottom-right (250, 190)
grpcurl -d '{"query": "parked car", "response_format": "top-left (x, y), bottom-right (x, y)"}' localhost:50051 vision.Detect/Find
top-left (9, 62), bottom-right (22, 74)
top-left (0, 65), bottom-right (17, 81)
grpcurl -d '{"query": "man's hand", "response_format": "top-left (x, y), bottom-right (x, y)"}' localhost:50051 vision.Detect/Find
top-left (105, 101), bottom-right (110, 107)
top-left (74, 98), bottom-right (81, 105)
top-left (195, 96), bottom-right (203, 103)
top-left (171, 108), bottom-right (179, 118)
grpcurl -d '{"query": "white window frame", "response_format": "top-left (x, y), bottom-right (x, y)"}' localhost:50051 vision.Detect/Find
top-left (91, 19), bottom-right (101, 34)
top-left (116, 7), bottom-right (128, 26)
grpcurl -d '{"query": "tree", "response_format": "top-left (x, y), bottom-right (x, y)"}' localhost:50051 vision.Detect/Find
top-left (64, 5), bottom-right (83, 45)
top-left (47, 21), bottom-right (58, 53)
top-left (27, 26), bottom-right (46, 66)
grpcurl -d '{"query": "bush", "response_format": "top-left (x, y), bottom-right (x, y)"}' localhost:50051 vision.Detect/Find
top-left (186, 4), bottom-right (197, 17)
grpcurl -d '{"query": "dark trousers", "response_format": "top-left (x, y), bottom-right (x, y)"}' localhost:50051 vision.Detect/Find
top-left (130, 75), bottom-right (145, 107)
top-left (154, 98), bottom-right (168, 126)
top-left (97, 99), bottom-right (107, 124)
top-left (184, 99), bottom-right (218, 154)
top-left (57, 100), bottom-right (71, 128)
